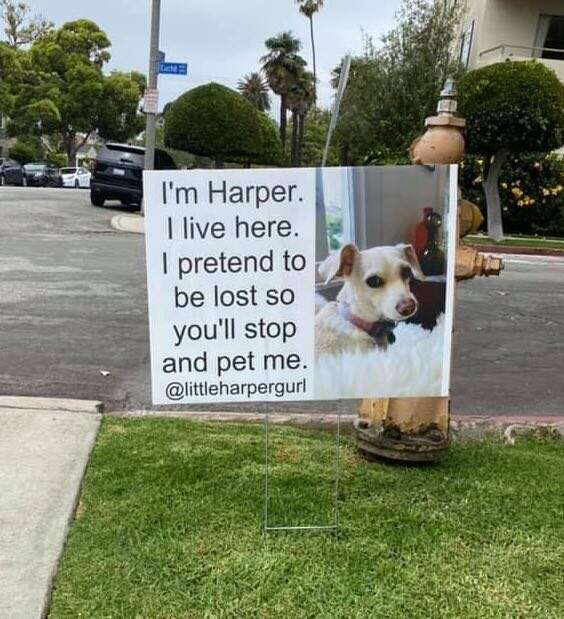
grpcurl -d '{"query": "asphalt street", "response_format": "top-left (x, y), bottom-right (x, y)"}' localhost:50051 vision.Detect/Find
top-left (1, 187), bottom-right (563, 416)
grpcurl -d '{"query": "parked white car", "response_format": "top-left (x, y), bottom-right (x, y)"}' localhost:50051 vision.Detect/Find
top-left (61, 166), bottom-right (91, 188)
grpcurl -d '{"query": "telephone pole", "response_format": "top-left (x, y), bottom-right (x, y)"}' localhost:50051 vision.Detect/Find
top-left (143, 0), bottom-right (162, 213)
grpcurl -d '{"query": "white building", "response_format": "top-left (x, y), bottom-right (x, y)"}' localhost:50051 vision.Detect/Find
top-left (459, 0), bottom-right (564, 82)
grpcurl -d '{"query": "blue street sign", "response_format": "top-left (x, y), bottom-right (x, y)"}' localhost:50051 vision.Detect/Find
top-left (159, 62), bottom-right (188, 76)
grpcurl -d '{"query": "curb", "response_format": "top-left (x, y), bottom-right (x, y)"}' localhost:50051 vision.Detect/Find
top-left (110, 214), bottom-right (145, 234)
top-left (450, 415), bottom-right (564, 441)
top-left (0, 396), bottom-right (103, 414)
top-left (108, 410), bottom-right (358, 430)
top-left (466, 243), bottom-right (564, 258)
top-left (108, 410), bottom-right (564, 440)
top-left (0, 397), bottom-right (102, 618)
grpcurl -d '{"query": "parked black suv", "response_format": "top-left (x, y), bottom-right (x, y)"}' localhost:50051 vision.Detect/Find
top-left (0, 157), bottom-right (24, 186)
top-left (90, 143), bottom-right (176, 208)
top-left (23, 163), bottom-right (63, 187)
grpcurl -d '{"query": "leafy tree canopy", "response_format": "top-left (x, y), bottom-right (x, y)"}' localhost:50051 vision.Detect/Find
top-left (0, 40), bottom-right (24, 113)
top-left (0, 0), bottom-right (52, 48)
top-left (334, 0), bottom-right (463, 164)
top-left (97, 71), bottom-right (146, 143)
top-left (292, 107), bottom-right (338, 166)
top-left (31, 19), bottom-right (110, 69)
top-left (8, 20), bottom-right (144, 164)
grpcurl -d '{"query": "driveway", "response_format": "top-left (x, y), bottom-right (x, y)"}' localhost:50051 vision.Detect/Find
top-left (0, 187), bottom-right (563, 415)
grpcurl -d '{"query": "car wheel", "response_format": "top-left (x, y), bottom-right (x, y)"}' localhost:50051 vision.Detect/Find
top-left (90, 191), bottom-right (105, 207)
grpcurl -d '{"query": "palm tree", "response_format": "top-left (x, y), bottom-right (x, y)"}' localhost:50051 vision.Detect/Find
top-left (237, 72), bottom-right (271, 112)
top-left (261, 31), bottom-right (306, 153)
top-left (287, 70), bottom-right (315, 165)
top-left (295, 0), bottom-right (324, 101)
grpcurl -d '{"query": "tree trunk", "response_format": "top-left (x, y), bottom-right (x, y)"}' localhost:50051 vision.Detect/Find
top-left (68, 131), bottom-right (92, 167)
top-left (291, 111), bottom-right (299, 166)
top-left (310, 16), bottom-right (317, 103)
top-left (65, 134), bottom-right (76, 167)
top-left (340, 142), bottom-right (352, 166)
top-left (297, 111), bottom-right (306, 166)
top-left (484, 148), bottom-right (509, 241)
top-left (280, 95), bottom-right (287, 156)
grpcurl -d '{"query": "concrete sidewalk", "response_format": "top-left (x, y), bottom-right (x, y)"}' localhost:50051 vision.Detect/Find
top-left (0, 397), bottom-right (102, 619)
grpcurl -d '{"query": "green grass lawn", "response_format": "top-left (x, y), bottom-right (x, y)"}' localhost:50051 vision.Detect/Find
top-left (466, 234), bottom-right (564, 250)
top-left (50, 419), bottom-right (564, 618)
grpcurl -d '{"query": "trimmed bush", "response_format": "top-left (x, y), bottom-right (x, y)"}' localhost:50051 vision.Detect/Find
top-left (459, 61), bottom-right (564, 155)
top-left (165, 83), bottom-right (267, 165)
top-left (458, 61), bottom-right (564, 240)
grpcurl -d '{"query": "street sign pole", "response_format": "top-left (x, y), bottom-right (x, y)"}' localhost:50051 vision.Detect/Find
top-left (142, 0), bottom-right (162, 215)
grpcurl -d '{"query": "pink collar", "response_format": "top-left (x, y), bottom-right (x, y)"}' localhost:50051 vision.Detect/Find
top-left (339, 303), bottom-right (397, 344)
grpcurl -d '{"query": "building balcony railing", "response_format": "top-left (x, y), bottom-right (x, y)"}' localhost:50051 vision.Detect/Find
top-left (478, 44), bottom-right (564, 82)
top-left (480, 44), bottom-right (564, 62)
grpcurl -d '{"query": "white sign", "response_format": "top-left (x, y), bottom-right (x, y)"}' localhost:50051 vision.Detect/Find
top-left (144, 169), bottom-right (316, 405)
top-left (145, 166), bottom-right (458, 406)
top-left (143, 89), bottom-right (159, 114)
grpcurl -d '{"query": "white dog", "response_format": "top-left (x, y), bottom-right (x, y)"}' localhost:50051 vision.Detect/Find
top-left (315, 244), bottom-right (424, 357)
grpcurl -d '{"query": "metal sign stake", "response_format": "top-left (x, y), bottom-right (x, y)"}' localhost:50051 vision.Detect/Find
top-left (263, 401), bottom-right (341, 534)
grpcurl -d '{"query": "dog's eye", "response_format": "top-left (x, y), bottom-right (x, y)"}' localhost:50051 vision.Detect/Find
top-left (365, 275), bottom-right (384, 288)
top-left (400, 266), bottom-right (413, 280)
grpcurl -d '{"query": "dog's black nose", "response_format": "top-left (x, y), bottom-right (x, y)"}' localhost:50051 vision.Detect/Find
top-left (396, 298), bottom-right (417, 317)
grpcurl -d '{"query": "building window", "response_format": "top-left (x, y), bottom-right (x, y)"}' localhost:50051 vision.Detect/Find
top-left (535, 15), bottom-right (564, 60)
top-left (459, 20), bottom-right (474, 69)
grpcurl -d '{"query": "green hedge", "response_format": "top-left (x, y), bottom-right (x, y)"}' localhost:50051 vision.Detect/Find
top-left (164, 83), bottom-right (281, 165)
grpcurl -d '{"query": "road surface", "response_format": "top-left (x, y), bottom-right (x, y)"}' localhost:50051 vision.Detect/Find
top-left (1, 187), bottom-right (563, 416)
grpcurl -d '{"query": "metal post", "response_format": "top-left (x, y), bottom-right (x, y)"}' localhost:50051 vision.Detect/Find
top-left (263, 403), bottom-right (341, 534)
top-left (263, 403), bottom-right (269, 534)
top-left (322, 54), bottom-right (351, 167)
top-left (142, 0), bottom-right (162, 215)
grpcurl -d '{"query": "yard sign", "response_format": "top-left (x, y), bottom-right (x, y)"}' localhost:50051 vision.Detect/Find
top-left (144, 166), bottom-right (457, 406)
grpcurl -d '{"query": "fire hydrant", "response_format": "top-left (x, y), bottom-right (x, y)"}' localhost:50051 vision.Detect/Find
top-left (355, 79), bottom-right (503, 463)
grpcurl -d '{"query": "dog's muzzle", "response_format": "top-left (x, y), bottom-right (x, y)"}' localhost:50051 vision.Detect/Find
top-left (396, 297), bottom-right (417, 318)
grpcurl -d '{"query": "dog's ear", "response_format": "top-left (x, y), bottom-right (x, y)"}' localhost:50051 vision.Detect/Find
top-left (318, 244), bottom-right (359, 284)
top-left (396, 243), bottom-right (424, 280)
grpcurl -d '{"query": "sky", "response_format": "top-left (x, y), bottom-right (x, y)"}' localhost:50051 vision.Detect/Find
top-left (21, 0), bottom-right (401, 116)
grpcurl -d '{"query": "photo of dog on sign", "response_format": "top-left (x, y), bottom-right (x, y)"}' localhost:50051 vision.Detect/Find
top-left (313, 165), bottom-right (454, 400)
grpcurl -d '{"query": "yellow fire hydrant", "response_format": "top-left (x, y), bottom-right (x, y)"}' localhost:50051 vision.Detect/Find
top-left (356, 79), bottom-right (503, 462)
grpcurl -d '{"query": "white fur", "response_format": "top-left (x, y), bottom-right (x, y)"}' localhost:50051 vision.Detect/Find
top-left (314, 315), bottom-right (445, 399)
